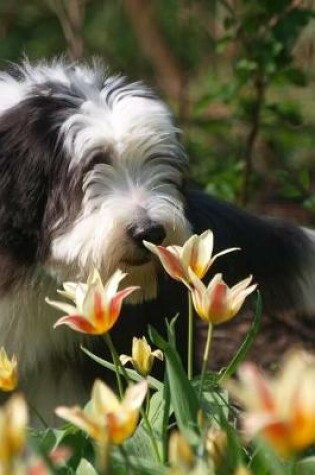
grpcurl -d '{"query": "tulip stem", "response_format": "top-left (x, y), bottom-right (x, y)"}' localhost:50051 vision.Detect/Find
top-left (199, 323), bottom-right (213, 400)
top-left (141, 408), bottom-right (162, 462)
top-left (28, 400), bottom-right (49, 429)
top-left (119, 445), bottom-right (133, 474)
top-left (188, 291), bottom-right (194, 380)
top-left (145, 388), bottom-right (151, 416)
top-left (104, 333), bottom-right (124, 399)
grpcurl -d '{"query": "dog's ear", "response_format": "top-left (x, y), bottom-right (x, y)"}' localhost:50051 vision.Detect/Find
top-left (0, 93), bottom-right (77, 273)
top-left (184, 188), bottom-right (315, 315)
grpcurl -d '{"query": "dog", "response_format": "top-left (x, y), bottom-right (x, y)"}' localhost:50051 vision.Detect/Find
top-left (0, 60), bottom-right (314, 425)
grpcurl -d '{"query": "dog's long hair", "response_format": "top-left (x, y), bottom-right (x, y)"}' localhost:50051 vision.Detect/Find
top-left (0, 60), bottom-right (314, 423)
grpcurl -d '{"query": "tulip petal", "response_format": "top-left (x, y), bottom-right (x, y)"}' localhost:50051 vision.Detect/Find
top-left (55, 406), bottom-right (102, 440)
top-left (230, 275), bottom-right (254, 296)
top-left (75, 283), bottom-right (90, 311)
top-left (93, 290), bottom-right (106, 325)
top-left (53, 315), bottom-right (97, 334)
top-left (119, 355), bottom-right (133, 366)
top-left (102, 269), bottom-right (127, 305)
top-left (107, 410), bottom-right (138, 444)
top-left (188, 268), bottom-right (207, 293)
top-left (143, 241), bottom-right (188, 282)
top-left (58, 282), bottom-right (80, 301)
top-left (239, 363), bottom-right (276, 412)
top-left (108, 286), bottom-right (140, 327)
top-left (124, 380), bottom-right (148, 410)
top-left (183, 230), bottom-right (214, 278)
top-left (92, 379), bottom-right (120, 414)
top-left (208, 282), bottom-right (228, 323)
top-left (181, 234), bottom-right (198, 266)
top-left (152, 349), bottom-right (164, 361)
top-left (212, 247), bottom-right (240, 264)
top-left (45, 298), bottom-right (77, 316)
top-left (87, 268), bottom-right (103, 288)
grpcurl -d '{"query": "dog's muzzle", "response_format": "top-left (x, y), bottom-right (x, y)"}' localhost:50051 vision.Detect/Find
top-left (127, 219), bottom-right (166, 250)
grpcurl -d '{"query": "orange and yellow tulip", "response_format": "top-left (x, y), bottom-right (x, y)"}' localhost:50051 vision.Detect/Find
top-left (0, 348), bottom-right (18, 392)
top-left (189, 271), bottom-right (257, 325)
top-left (46, 269), bottom-right (139, 335)
top-left (0, 394), bottom-right (28, 465)
top-left (144, 230), bottom-right (238, 286)
top-left (226, 351), bottom-right (315, 457)
top-left (56, 379), bottom-right (147, 445)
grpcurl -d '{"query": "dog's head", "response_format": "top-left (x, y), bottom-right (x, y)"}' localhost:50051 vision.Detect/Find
top-left (0, 61), bottom-right (191, 301)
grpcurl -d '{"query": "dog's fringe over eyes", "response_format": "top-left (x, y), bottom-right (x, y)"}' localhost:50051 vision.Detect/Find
top-left (0, 59), bottom-right (313, 424)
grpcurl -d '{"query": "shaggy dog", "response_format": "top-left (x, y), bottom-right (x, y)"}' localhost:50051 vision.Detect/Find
top-left (0, 60), bottom-right (314, 424)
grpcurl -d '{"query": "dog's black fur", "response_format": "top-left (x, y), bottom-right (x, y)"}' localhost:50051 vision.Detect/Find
top-left (113, 189), bottom-right (315, 369)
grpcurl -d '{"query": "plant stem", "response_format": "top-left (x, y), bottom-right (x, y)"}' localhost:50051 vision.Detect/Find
top-left (141, 408), bottom-right (161, 462)
top-left (96, 440), bottom-right (110, 475)
top-left (28, 400), bottom-right (49, 429)
top-left (145, 388), bottom-right (151, 416)
top-left (188, 291), bottom-right (194, 380)
top-left (119, 445), bottom-right (133, 475)
top-left (199, 323), bottom-right (213, 400)
top-left (104, 333), bottom-right (124, 398)
top-left (240, 75), bottom-right (266, 206)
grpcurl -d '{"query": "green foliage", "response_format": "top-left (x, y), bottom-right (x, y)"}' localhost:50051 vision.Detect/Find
top-left (0, 0), bottom-right (314, 211)
top-left (192, 0), bottom-right (315, 206)
top-left (149, 321), bottom-right (201, 444)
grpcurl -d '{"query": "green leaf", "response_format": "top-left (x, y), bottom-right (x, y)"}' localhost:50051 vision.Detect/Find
top-left (111, 452), bottom-right (167, 475)
top-left (299, 169), bottom-right (310, 189)
top-left (161, 372), bottom-right (171, 463)
top-left (250, 439), bottom-right (290, 475)
top-left (147, 390), bottom-right (166, 427)
top-left (76, 458), bottom-right (98, 475)
top-left (80, 346), bottom-right (163, 391)
top-left (148, 325), bottom-right (201, 443)
top-left (124, 424), bottom-right (158, 461)
top-left (297, 456), bottom-right (315, 475)
top-left (202, 387), bottom-right (230, 424)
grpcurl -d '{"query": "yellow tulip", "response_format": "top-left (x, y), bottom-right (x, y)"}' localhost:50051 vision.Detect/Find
top-left (56, 379), bottom-right (147, 445)
top-left (144, 230), bottom-right (238, 286)
top-left (206, 428), bottom-right (227, 467)
top-left (234, 467), bottom-right (252, 475)
top-left (46, 269), bottom-right (139, 335)
top-left (120, 337), bottom-right (163, 377)
top-left (189, 271), bottom-right (257, 325)
top-left (0, 394), bottom-right (28, 464)
top-left (226, 351), bottom-right (315, 457)
top-left (0, 348), bottom-right (18, 392)
top-left (168, 431), bottom-right (195, 471)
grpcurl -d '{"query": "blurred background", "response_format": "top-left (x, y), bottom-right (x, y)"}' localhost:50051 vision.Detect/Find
top-left (0, 0), bottom-right (314, 223)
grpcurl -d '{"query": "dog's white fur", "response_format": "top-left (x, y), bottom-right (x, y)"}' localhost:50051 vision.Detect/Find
top-left (0, 61), bottom-right (192, 422)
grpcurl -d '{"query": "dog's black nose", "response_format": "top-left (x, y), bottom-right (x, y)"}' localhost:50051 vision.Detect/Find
top-left (127, 220), bottom-right (166, 247)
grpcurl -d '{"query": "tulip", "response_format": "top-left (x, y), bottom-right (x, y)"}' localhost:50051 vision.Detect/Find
top-left (226, 351), bottom-right (315, 457)
top-left (0, 348), bottom-right (18, 392)
top-left (168, 431), bottom-right (195, 471)
top-left (46, 269), bottom-right (139, 334)
top-left (27, 448), bottom-right (72, 475)
top-left (144, 230), bottom-right (238, 286)
top-left (189, 271), bottom-right (257, 325)
top-left (120, 337), bottom-right (163, 377)
top-left (206, 428), bottom-right (227, 467)
top-left (0, 394), bottom-right (28, 465)
top-left (234, 467), bottom-right (252, 475)
top-left (56, 379), bottom-right (148, 445)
